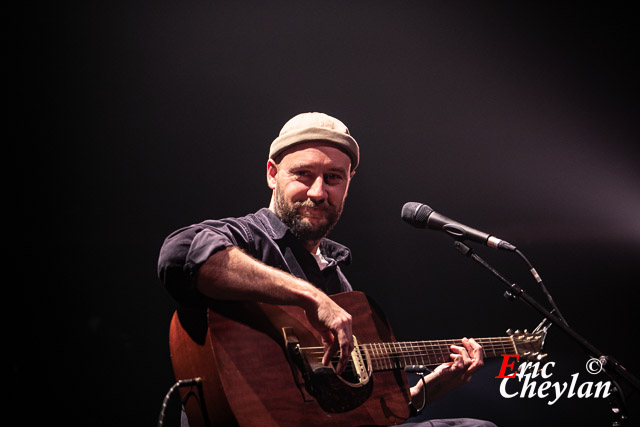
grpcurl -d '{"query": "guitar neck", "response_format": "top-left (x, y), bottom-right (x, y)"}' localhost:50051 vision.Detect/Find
top-left (361, 337), bottom-right (515, 371)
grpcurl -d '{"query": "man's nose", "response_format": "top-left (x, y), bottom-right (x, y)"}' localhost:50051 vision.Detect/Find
top-left (307, 175), bottom-right (327, 200)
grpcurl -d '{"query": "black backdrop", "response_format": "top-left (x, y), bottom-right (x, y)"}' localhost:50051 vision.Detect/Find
top-left (18, 2), bottom-right (639, 426)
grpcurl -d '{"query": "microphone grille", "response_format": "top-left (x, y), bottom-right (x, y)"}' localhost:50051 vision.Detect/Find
top-left (401, 202), bottom-right (433, 227)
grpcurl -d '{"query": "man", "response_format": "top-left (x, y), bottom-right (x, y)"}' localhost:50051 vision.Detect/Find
top-left (158, 112), bottom-right (495, 426)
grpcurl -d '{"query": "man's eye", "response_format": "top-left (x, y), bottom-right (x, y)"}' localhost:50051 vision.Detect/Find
top-left (325, 174), bottom-right (344, 183)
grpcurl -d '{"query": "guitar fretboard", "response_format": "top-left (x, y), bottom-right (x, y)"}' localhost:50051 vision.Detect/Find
top-left (360, 337), bottom-right (515, 371)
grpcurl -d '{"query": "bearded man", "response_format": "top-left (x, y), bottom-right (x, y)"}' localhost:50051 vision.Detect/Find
top-left (158, 112), bottom-right (494, 427)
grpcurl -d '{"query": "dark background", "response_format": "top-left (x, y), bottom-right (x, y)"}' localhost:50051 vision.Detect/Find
top-left (18, 2), bottom-right (639, 426)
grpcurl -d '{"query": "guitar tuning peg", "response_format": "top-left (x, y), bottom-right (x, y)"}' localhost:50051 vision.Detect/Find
top-left (515, 329), bottom-right (522, 334)
top-left (506, 328), bottom-right (513, 335)
top-left (524, 329), bottom-right (529, 334)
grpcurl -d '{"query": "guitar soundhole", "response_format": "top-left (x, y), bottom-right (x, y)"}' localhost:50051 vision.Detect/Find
top-left (282, 328), bottom-right (374, 413)
top-left (333, 346), bottom-right (370, 386)
top-left (301, 347), bottom-right (369, 385)
top-left (304, 344), bottom-right (374, 413)
top-left (337, 364), bottom-right (360, 384)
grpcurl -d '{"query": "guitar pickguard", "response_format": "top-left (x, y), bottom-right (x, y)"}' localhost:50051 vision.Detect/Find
top-left (283, 328), bottom-right (373, 413)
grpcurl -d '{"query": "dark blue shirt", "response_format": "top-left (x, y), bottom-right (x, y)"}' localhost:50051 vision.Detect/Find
top-left (158, 208), bottom-right (353, 306)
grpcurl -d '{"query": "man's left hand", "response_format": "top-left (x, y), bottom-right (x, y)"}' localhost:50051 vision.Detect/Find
top-left (410, 337), bottom-right (484, 406)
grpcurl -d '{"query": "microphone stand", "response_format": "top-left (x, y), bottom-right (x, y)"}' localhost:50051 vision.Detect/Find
top-left (453, 240), bottom-right (639, 427)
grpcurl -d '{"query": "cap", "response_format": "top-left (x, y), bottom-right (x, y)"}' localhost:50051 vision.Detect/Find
top-left (269, 112), bottom-right (360, 170)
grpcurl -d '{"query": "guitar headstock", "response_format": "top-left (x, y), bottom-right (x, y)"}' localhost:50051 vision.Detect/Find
top-left (507, 327), bottom-right (548, 362)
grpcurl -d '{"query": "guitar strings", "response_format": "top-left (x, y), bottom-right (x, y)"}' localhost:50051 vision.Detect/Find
top-left (300, 337), bottom-right (515, 350)
top-left (300, 337), bottom-right (517, 367)
top-left (301, 337), bottom-right (515, 353)
top-left (301, 341), bottom-right (516, 357)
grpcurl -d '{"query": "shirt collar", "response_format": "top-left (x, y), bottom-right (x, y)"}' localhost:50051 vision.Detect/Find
top-left (256, 207), bottom-right (290, 239)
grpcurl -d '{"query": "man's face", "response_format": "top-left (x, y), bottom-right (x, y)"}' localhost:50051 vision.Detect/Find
top-left (268, 141), bottom-right (355, 243)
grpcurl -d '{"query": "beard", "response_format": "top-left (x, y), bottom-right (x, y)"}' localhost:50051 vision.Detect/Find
top-left (273, 186), bottom-right (343, 242)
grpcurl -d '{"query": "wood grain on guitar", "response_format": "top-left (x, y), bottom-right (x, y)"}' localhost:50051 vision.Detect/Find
top-left (169, 291), bottom-right (546, 426)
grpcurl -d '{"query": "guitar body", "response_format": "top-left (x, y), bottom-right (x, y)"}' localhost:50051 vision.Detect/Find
top-left (169, 291), bottom-right (412, 426)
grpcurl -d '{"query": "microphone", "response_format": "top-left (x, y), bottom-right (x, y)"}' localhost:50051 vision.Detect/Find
top-left (401, 202), bottom-right (516, 251)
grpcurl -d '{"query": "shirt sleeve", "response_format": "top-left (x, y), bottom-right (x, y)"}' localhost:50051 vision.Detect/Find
top-left (157, 220), bottom-right (250, 306)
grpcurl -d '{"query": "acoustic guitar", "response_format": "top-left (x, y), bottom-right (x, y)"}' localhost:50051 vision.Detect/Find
top-left (169, 291), bottom-right (546, 426)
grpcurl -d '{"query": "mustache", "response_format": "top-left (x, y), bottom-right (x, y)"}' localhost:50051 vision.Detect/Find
top-left (293, 199), bottom-right (328, 210)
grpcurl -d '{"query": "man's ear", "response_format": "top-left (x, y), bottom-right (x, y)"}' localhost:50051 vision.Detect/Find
top-left (266, 159), bottom-right (278, 189)
top-left (343, 169), bottom-right (356, 198)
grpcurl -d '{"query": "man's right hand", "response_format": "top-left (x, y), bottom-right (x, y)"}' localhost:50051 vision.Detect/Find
top-left (304, 294), bottom-right (354, 374)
